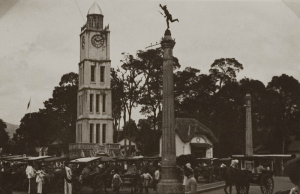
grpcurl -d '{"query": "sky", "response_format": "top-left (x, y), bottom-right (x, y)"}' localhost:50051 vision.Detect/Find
top-left (0, 0), bottom-right (300, 125)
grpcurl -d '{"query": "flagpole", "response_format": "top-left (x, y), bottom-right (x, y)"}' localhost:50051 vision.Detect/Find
top-left (30, 99), bottom-right (31, 119)
top-left (27, 97), bottom-right (31, 119)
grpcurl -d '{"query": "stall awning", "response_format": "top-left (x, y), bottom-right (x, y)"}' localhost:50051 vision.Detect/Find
top-left (190, 143), bottom-right (213, 149)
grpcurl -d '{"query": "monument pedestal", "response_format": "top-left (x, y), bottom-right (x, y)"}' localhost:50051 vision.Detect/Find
top-left (157, 166), bottom-right (183, 194)
top-left (157, 182), bottom-right (183, 194)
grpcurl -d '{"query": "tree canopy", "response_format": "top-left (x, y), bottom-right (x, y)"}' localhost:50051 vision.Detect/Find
top-left (9, 46), bottom-right (300, 159)
top-left (0, 119), bottom-right (9, 153)
top-left (12, 72), bottom-right (78, 155)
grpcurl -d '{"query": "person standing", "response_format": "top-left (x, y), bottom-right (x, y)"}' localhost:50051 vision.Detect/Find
top-left (36, 165), bottom-right (46, 194)
top-left (0, 164), bottom-right (7, 193)
top-left (98, 164), bottom-right (108, 193)
top-left (26, 161), bottom-right (36, 194)
top-left (111, 169), bottom-right (123, 194)
top-left (79, 163), bottom-right (91, 184)
top-left (141, 169), bottom-right (153, 194)
top-left (179, 165), bottom-right (187, 192)
top-left (153, 166), bottom-right (160, 191)
top-left (0, 164), bottom-right (5, 189)
top-left (184, 163), bottom-right (197, 194)
top-left (124, 161), bottom-right (128, 174)
top-left (64, 162), bottom-right (72, 194)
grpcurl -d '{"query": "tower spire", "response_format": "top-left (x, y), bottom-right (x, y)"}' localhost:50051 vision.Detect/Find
top-left (86, 2), bottom-right (104, 30)
top-left (87, 2), bottom-right (103, 15)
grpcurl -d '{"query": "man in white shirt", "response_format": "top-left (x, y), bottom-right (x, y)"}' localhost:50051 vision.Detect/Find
top-left (26, 161), bottom-right (36, 194)
top-left (64, 162), bottom-right (72, 194)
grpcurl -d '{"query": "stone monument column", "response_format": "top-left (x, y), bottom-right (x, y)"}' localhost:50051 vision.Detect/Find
top-left (244, 94), bottom-right (253, 170)
top-left (245, 94), bottom-right (253, 156)
top-left (157, 29), bottom-right (183, 194)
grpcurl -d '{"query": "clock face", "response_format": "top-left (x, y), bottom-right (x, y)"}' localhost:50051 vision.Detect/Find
top-left (91, 35), bottom-right (104, 48)
top-left (82, 36), bottom-right (85, 49)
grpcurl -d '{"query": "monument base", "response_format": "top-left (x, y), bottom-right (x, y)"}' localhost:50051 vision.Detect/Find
top-left (157, 180), bottom-right (183, 194)
top-left (68, 143), bottom-right (121, 159)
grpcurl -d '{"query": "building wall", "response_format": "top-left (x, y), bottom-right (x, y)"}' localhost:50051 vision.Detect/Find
top-left (76, 120), bottom-right (113, 144)
top-left (159, 134), bottom-right (213, 157)
top-left (77, 88), bottom-right (112, 120)
top-left (80, 30), bottom-right (110, 61)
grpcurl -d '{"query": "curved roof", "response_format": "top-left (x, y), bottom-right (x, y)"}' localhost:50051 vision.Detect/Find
top-left (87, 2), bottom-right (103, 15)
top-left (175, 118), bottom-right (218, 143)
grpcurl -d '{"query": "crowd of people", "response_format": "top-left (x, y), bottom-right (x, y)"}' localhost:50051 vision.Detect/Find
top-left (19, 159), bottom-right (162, 194)
top-left (3, 155), bottom-right (300, 194)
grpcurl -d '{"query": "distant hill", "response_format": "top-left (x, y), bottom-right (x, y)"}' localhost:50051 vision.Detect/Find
top-left (5, 123), bottom-right (19, 138)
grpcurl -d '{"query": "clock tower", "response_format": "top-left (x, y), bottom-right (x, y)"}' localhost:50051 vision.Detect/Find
top-left (76, 2), bottom-right (113, 145)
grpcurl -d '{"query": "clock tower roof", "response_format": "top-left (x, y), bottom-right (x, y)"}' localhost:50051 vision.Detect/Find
top-left (87, 2), bottom-right (103, 15)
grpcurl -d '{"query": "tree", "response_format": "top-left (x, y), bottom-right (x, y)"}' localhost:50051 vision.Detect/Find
top-left (209, 58), bottom-right (243, 89)
top-left (136, 119), bottom-right (160, 156)
top-left (0, 119), bottom-right (9, 153)
top-left (111, 68), bottom-right (125, 142)
top-left (12, 113), bottom-right (59, 155)
top-left (174, 67), bottom-right (201, 104)
top-left (123, 119), bottom-right (138, 139)
top-left (120, 53), bottom-right (143, 156)
top-left (12, 72), bottom-right (78, 155)
top-left (59, 72), bottom-right (78, 86)
top-left (42, 72), bottom-right (78, 153)
top-left (174, 68), bottom-right (216, 125)
top-left (266, 74), bottom-right (300, 153)
top-left (137, 48), bottom-right (180, 130)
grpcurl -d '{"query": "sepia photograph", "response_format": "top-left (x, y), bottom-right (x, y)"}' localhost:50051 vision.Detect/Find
top-left (0, 0), bottom-right (300, 194)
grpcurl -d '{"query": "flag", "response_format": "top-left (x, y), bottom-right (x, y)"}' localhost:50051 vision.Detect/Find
top-left (27, 98), bottom-right (31, 110)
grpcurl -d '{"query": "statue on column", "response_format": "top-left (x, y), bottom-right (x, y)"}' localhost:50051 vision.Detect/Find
top-left (159, 4), bottom-right (179, 29)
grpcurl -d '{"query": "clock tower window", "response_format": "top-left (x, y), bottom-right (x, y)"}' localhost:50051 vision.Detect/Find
top-left (96, 124), bottom-right (100, 143)
top-left (82, 65), bottom-right (84, 85)
top-left (78, 95), bottom-right (81, 115)
top-left (102, 124), bottom-right (106, 143)
top-left (102, 94), bottom-right (106, 113)
top-left (100, 66), bottom-right (105, 82)
top-left (90, 124), bottom-right (94, 143)
top-left (89, 18), bottom-right (93, 28)
top-left (91, 65), bottom-right (95, 82)
top-left (90, 94), bottom-right (94, 112)
top-left (96, 94), bottom-right (100, 113)
top-left (79, 67), bottom-right (82, 85)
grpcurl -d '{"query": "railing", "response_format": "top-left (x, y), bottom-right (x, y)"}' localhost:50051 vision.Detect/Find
top-left (69, 143), bottom-right (105, 151)
top-left (104, 143), bottom-right (120, 149)
top-left (68, 143), bottom-right (121, 158)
